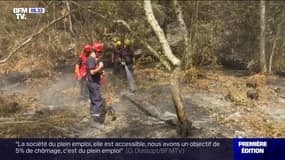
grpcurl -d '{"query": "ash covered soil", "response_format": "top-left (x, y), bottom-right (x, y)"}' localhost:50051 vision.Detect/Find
top-left (0, 66), bottom-right (284, 138)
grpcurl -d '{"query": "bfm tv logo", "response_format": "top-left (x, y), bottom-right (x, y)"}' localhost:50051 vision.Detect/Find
top-left (13, 8), bottom-right (45, 20)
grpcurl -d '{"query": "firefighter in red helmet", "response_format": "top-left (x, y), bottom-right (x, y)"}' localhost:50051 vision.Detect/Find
top-left (86, 42), bottom-right (105, 129)
top-left (75, 45), bottom-right (91, 100)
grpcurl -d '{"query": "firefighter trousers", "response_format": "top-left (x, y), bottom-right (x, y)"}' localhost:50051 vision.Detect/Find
top-left (87, 81), bottom-right (105, 123)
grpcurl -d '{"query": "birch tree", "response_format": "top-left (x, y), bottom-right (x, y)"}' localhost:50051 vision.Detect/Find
top-left (268, 9), bottom-right (285, 73)
top-left (144, 0), bottom-right (192, 136)
top-left (173, 0), bottom-right (194, 69)
top-left (260, 0), bottom-right (267, 73)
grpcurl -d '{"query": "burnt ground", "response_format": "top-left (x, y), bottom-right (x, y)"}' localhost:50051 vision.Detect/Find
top-left (0, 66), bottom-right (284, 138)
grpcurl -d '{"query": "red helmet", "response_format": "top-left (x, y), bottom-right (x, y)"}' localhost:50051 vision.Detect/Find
top-left (93, 42), bottom-right (103, 53)
top-left (83, 45), bottom-right (92, 53)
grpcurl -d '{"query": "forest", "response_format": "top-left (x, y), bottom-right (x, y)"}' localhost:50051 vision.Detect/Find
top-left (0, 0), bottom-right (284, 138)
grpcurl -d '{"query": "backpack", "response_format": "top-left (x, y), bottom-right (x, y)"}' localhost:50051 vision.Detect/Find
top-left (75, 52), bottom-right (88, 79)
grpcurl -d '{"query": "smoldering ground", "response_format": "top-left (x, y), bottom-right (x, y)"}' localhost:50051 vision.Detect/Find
top-left (0, 67), bottom-right (285, 138)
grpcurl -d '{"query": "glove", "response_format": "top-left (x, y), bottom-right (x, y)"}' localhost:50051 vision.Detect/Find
top-left (99, 62), bottom-right (104, 70)
top-left (99, 62), bottom-right (104, 67)
top-left (121, 61), bottom-right (126, 66)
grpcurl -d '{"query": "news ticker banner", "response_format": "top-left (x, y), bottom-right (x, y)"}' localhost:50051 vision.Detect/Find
top-left (0, 138), bottom-right (283, 160)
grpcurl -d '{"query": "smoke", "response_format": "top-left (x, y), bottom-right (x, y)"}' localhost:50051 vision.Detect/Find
top-left (39, 73), bottom-right (82, 108)
top-left (124, 65), bottom-right (137, 92)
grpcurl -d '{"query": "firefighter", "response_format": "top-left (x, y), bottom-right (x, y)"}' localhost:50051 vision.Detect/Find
top-left (112, 40), bottom-right (122, 76)
top-left (121, 39), bottom-right (135, 73)
top-left (75, 45), bottom-right (91, 100)
top-left (86, 42), bottom-right (105, 129)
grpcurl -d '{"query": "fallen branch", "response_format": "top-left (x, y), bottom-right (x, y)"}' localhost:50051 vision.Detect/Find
top-left (121, 92), bottom-right (177, 125)
top-left (43, 122), bottom-right (73, 135)
top-left (0, 117), bottom-right (17, 121)
top-left (0, 9), bottom-right (78, 64)
top-left (0, 121), bottom-right (34, 125)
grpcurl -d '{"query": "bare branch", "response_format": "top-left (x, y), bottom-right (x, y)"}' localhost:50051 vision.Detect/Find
top-left (0, 9), bottom-right (78, 64)
top-left (104, 28), bottom-right (117, 37)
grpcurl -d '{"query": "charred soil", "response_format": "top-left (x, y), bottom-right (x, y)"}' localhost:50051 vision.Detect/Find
top-left (0, 64), bottom-right (284, 138)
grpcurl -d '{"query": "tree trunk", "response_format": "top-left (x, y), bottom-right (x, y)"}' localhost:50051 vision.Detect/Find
top-left (53, 0), bottom-right (56, 27)
top-left (173, 0), bottom-right (193, 68)
top-left (144, 0), bottom-right (180, 66)
top-left (144, 0), bottom-right (191, 135)
top-left (188, 1), bottom-right (199, 67)
top-left (84, 1), bottom-right (92, 43)
top-left (65, 0), bottom-right (75, 35)
top-left (170, 66), bottom-right (192, 135)
top-left (269, 28), bottom-right (280, 74)
top-left (260, 0), bottom-right (267, 73)
top-left (268, 10), bottom-right (285, 73)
